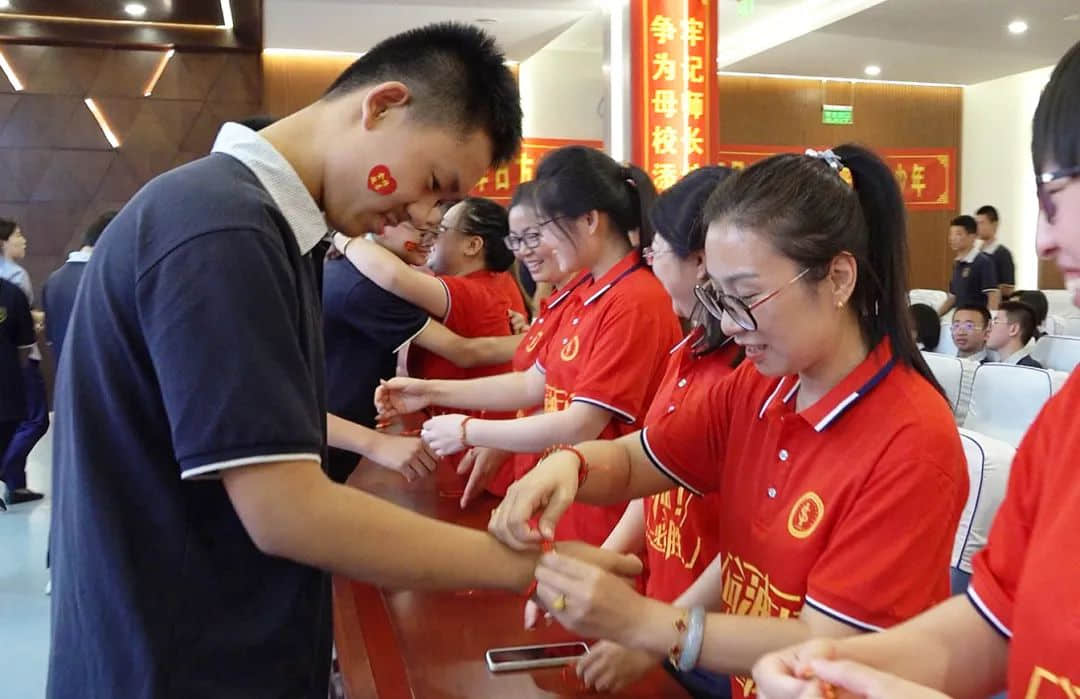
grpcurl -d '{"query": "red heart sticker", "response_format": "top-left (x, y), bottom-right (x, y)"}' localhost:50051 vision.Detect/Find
top-left (367, 164), bottom-right (397, 195)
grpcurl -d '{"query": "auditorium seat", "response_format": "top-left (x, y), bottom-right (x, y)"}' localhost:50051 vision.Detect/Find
top-left (909, 288), bottom-right (946, 309)
top-left (962, 363), bottom-right (1053, 447)
top-left (951, 428), bottom-right (1014, 594)
top-left (922, 351), bottom-right (964, 413)
top-left (1042, 289), bottom-right (1077, 321)
top-left (1031, 334), bottom-right (1080, 372)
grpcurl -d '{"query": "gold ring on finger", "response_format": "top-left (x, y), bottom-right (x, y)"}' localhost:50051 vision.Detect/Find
top-left (553, 594), bottom-right (567, 611)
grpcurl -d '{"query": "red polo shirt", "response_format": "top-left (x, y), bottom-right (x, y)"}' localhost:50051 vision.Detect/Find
top-left (641, 340), bottom-right (967, 698)
top-left (641, 329), bottom-right (739, 603)
top-left (539, 251), bottom-right (682, 546)
top-left (968, 369), bottom-right (1080, 697)
top-left (407, 270), bottom-right (521, 496)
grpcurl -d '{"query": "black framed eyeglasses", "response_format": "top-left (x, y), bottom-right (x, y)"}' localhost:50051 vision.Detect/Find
top-left (504, 217), bottom-right (563, 252)
top-left (1037, 165), bottom-right (1080, 224)
top-left (694, 268), bottom-right (811, 331)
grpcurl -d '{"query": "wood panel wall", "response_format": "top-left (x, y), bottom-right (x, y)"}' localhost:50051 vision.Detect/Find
top-left (716, 76), bottom-right (963, 291)
top-left (0, 44), bottom-right (262, 301)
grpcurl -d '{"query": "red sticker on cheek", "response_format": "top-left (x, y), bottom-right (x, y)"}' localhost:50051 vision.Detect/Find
top-left (367, 165), bottom-right (397, 195)
top-left (403, 242), bottom-right (424, 253)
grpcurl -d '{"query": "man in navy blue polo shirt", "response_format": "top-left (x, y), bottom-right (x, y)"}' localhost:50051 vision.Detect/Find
top-left (940, 214), bottom-right (1000, 316)
top-left (48, 23), bottom-right (638, 699)
top-left (975, 205), bottom-right (1015, 298)
top-left (0, 277), bottom-right (34, 513)
top-left (41, 211), bottom-right (116, 358)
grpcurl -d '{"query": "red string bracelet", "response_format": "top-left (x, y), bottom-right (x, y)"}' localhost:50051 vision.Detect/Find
top-left (539, 444), bottom-right (589, 487)
top-left (523, 516), bottom-right (556, 599)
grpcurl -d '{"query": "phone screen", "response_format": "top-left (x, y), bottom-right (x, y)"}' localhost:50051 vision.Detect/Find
top-left (488, 643), bottom-right (588, 664)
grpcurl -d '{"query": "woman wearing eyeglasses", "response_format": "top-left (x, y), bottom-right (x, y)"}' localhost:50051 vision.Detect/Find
top-left (485, 144), bottom-right (967, 699)
top-left (745, 39), bottom-right (1080, 699)
top-left (375, 146), bottom-right (682, 547)
top-left (329, 197), bottom-right (527, 494)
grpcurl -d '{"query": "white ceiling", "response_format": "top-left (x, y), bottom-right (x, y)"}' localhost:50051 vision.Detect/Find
top-left (264, 0), bottom-right (607, 61)
top-left (725, 0), bottom-right (1080, 85)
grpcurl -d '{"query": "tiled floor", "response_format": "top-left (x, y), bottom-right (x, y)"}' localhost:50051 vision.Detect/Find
top-left (0, 425), bottom-right (52, 699)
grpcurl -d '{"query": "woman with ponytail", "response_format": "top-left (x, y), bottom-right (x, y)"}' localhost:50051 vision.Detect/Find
top-left (752, 39), bottom-right (1080, 699)
top-left (486, 145), bottom-right (967, 698)
top-left (376, 146), bottom-right (682, 548)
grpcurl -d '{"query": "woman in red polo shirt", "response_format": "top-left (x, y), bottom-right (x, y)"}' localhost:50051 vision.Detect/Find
top-left (333, 197), bottom-right (526, 496)
top-left (487, 144), bottom-right (968, 699)
top-left (376, 146), bottom-right (683, 547)
top-left (571, 166), bottom-right (743, 695)
top-left (750, 39), bottom-right (1080, 699)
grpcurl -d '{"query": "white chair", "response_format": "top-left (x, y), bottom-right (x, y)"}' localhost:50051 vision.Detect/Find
top-left (1031, 335), bottom-right (1080, 373)
top-left (1061, 317), bottom-right (1080, 338)
top-left (952, 429), bottom-right (1014, 589)
top-left (1049, 369), bottom-right (1071, 393)
top-left (909, 289), bottom-right (947, 310)
top-left (963, 363), bottom-right (1053, 447)
top-left (935, 320), bottom-right (959, 357)
top-left (1042, 289), bottom-right (1077, 320)
top-left (922, 351), bottom-right (964, 413)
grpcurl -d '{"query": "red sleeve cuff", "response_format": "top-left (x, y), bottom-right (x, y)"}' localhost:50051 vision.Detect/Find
top-left (639, 428), bottom-right (706, 497)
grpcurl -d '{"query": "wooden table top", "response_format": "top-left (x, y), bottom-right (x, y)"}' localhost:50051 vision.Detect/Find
top-left (333, 461), bottom-right (689, 699)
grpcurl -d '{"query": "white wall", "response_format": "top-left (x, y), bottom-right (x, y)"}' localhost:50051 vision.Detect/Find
top-left (962, 65), bottom-right (1053, 289)
top-left (519, 48), bottom-right (606, 143)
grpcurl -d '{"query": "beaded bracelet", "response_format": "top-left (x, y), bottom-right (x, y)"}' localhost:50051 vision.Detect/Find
top-left (539, 444), bottom-right (589, 487)
top-left (460, 416), bottom-right (474, 448)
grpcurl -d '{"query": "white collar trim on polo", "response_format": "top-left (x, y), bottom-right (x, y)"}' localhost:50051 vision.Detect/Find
top-left (959, 247), bottom-right (980, 264)
top-left (211, 122), bottom-right (326, 255)
top-left (67, 250), bottom-right (91, 263)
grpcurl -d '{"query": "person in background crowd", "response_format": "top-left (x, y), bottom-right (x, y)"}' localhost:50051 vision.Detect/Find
top-left (486, 145), bottom-right (965, 699)
top-left (950, 304), bottom-right (992, 362)
top-left (0, 277), bottom-right (35, 513)
top-left (986, 301), bottom-right (1043, 368)
top-left (42, 211), bottom-right (117, 357)
top-left (0, 218), bottom-right (46, 506)
top-left (751, 37), bottom-right (1080, 699)
top-left (910, 302), bottom-right (941, 351)
top-left (1009, 289), bottom-right (1050, 340)
top-left (940, 215), bottom-right (999, 316)
top-left (975, 205), bottom-right (1015, 299)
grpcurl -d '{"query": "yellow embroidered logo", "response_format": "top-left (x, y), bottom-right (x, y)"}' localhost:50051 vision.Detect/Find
top-left (543, 385), bottom-right (570, 413)
top-left (1025, 666), bottom-right (1079, 699)
top-left (787, 492), bottom-right (825, 539)
top-left (560, 335), bottom-right (580, 362)
top-left (525, 330), bottom-right (543, 353)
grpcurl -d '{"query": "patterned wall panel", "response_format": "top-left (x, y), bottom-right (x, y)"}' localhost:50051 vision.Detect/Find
top-left (0, 44), bottom-right (261, 300)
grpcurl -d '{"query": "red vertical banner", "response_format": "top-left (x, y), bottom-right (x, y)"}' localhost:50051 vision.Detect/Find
top-left (630, 0), bottom-right (716, 190)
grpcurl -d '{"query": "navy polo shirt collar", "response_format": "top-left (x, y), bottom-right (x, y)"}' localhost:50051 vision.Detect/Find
top-left (211, 122), bottom-right (326, 255)
top-left (958, 247), bottom-right (979, 264)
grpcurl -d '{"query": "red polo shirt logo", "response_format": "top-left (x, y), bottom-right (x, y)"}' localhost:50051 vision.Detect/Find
top-left (787, 492), bottom-right (825, 539)
top-left (559, 335), bottom-right (580, 361)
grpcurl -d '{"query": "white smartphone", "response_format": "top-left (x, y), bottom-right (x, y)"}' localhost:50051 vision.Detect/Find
top-left (485, 642), bottom-right (590, 672)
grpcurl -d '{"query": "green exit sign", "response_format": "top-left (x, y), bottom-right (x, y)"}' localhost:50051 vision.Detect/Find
top-left (822, 104), bottom-right (854, 125)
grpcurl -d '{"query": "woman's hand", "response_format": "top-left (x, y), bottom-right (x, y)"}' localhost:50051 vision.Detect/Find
top-left (420, 414), bottom-right (470, 457)
top-left (457, 447), bottom-right (511, 508)
top-left (375, 377), bottom-right (434, 420)
top-left (575, 641), bottom-right (656, 693)
top-left (488, 450), bottom-right (582, 549)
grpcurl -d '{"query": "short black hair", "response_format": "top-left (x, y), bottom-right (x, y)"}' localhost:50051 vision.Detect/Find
top-left (955, 303), bottom-right (991, 327)
top-left (999, 301), bottom-right (1038, 345)
top-left (236, 115), bottom-right (277, 131)
top-left (950, 215), bottom-right (977, 235)
top-left (83, 211), bottom-right (117, 247)
top-left (910, 302), bottom-right (941, 350)
top-left (1032, 38), bottom-right (1080, 173)
top-left (975, 205), bottom-right (999, 222)
top-left (0, 217), bottom-right (16, 242)
top-left (1009, 289), bottom-right (1049, 326)
top-left (649, 166), bottom-right (733, 259)
top-left (323, 22), bottom-right (522, 166)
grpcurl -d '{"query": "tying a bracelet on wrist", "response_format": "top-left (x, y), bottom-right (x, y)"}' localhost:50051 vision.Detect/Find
top-left (539, 444), bottom-right (589, 487)
top-left (667, 606), bottom-right (706, 672)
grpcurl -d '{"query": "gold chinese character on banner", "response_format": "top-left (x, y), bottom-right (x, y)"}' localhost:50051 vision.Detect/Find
top-left (651, 126), bottom-right (678, 155)
top-left (652, 52), bottom-right (677, 81)
top-left (684, 90), bottom-right (705, 120)
top-left (650, 15), bottom-right (677, 45)
top-left (893, 164), bottom-right (908, 192)
top-left (474, 174), bottom-right (490, 192)
top-left (651, 89), bottom-right (678, 118)
top-left (518, 151), bottom-right (536, 182)
top-left (911, 163), bottom-right (927, 197)
top-left (684, 55), bottom-right (705, 84)
top-left (651, 163), bottom-right (680, 190)
top-left (682, 17), bottom-right (705, 47)
top-left (686, 127), bottom-right (705, 156)
top-left (495, 166), bottom-right (511, 191)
